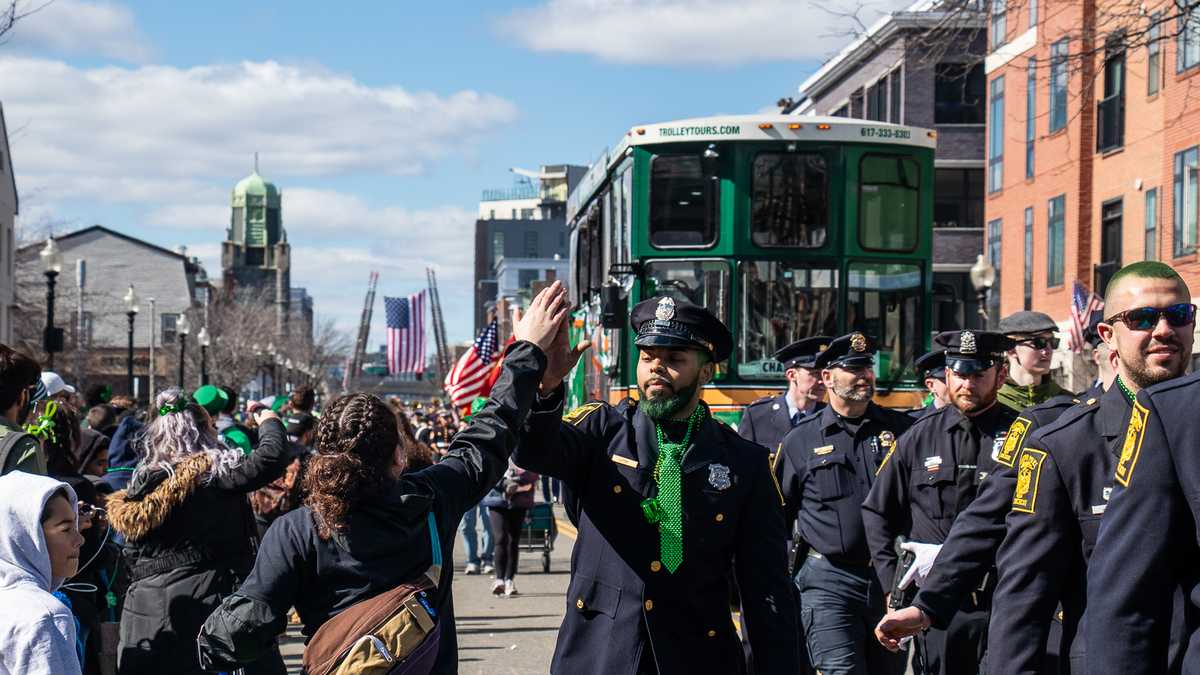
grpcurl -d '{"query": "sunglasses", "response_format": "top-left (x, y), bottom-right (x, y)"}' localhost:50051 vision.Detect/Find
top-left (1104, 303), bottom-right (1197, 330)
top-left (1016, 336), bottom-right (1060, 351)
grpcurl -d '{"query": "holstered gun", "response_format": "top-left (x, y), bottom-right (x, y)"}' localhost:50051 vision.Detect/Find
top-left (888, 535), bottom-right (916, 611)
top-left (787, 520), bottom-right (809, 576)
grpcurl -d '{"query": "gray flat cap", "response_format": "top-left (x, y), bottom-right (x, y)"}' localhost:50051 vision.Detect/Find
top-left (998, 310), bottom-right (1058, 336)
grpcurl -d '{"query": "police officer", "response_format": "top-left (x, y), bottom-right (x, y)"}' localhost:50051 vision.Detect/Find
top-left (863, 329), bottom-right (1018, 675)
top-left (997, 311), bottom-right (1071, 412)
top-left (515, 295), bottom-right (800, 675)
top-left (987, 261), bottom-right (1193, 675)
top-left (774, 332), bottom-right (913, 675)
top-left (739, 336), bottom-right (831, 450)
top-left (910, 349), bottom-right (951, 418)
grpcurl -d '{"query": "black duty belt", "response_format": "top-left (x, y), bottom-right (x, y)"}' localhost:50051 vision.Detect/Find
top-left (807, 550), bottom-right (873, 569)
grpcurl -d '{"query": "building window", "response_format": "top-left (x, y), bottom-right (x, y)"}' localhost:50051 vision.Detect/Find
top-left (851, 89), bottom-right (865, 118)
top-left (1029, 0), bottom-right (1037, 28)
top-left (161, 313), bottom-right (179, 345)
top-left (987, 219), bottom-right (1003, 320)
top-left (1177, 7), bottom-right (1200, 72)
top-left (523, 231), bottom-right (539, 257)
top-left (517, 269), bottom-right (539, 289)
top-left (1097, 35), bottom-right (1126, 152)
top-left (488, 209), bottom-right (495, 219)
top-left (1024, 207), bottom-right (1034, 310)
top-left (991, 0), bottom-right (1007, 49)
top-left (1174, 146), bottom-right (1199, 255)
top-left (1047, 195), bottom-right (1065, 286)
top-left (1026, 58), bottom-right (1036, 179)
top-left (832, 104), bottom-right (849, 118)
top-left (866, 79), bottom-right (887, 121)
top-left (890, 69), bottom-right (902, 123)
top-left (1145, 187), bottom-right (1158, 260)
top-left (933, 168), bottom-right (984, 228)
top-left (989, 75), bottom-right (1005, 193)
top-left (1049, 39), bottom-right (1069, 133)
top-left (934, 62), bottom-right (985, 124)
top-left (520, 208), bottom-right (535, 220)
top-left (492, 231), bottom-right (505, 267)
top-left (1148, 12), bottom-right (1162, 95)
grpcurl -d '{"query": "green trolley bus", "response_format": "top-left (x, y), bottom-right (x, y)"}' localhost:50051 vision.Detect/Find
top-left (565, 115), bottom-right (937, 425)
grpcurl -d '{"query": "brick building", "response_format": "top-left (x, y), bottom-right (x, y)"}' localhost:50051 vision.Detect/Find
top-left (986, 1), bottom-right (1200, 382)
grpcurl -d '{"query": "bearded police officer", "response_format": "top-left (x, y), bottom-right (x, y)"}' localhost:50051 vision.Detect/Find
top-left (774, 332), bottom-right (914, 675)
top-left (863, 329), bottom-right (1018, 675)
top-left (739, 336), bottom-right (831, 452)
top-left (515, 295), bottom-right (800, 675)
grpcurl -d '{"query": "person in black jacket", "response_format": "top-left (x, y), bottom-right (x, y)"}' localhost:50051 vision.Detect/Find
top-left (106, 387), bottom-right (292, 675)
top-left (195, 280), bottom-right (571, 675)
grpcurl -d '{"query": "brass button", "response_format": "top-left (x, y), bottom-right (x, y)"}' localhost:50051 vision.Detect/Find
top-left (650, 560), bottom-right (662, 572)
top-left (715, 513), bottom-right (725, 522)
top-left (707, 630), bottom-right (717, 637)
top-left (613, 485), bottom-right (622, 494)
top-left (576, 598), bottom-right (585, 609)
top-left (644, 599), bottom-right (654, 611)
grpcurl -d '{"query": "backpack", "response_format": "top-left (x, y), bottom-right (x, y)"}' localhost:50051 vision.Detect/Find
top-left (302, 512), bottom-right (444, 675)
top-left (249, 457), bottom-right (302, 522)
top-left (0, 426), bottom-right (34, 475)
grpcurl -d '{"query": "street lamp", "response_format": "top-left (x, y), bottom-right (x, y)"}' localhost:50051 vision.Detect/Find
top-left (197, 326), bottom-right (210, 386)
top-left (969, 253), bottom-right (997, 329)
top-left (39, 238), bottom-right (64, 368)
top-left (123, 285), bottom-right (139, 396)
top-left (253, 343), bottom-right (265, 395)
top-left (176, 314), bottom-right (191, 388)
top-left (285, 358), bottom-right (294, 394)
top-left (273, 352), bottom-right (282, 394)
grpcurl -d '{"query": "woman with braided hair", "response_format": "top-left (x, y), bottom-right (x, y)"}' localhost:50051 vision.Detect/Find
top-left (105, 387), bottom-right (291, 675)
top-left (198, 280), bottom-right (575, 675)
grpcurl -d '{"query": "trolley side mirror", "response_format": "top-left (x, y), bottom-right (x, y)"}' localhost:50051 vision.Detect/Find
top-left (600, 283), bottom-right (626, 329)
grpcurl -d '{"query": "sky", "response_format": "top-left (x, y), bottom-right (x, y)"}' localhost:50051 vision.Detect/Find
top-left (3, 0), bottom-right (908, 348)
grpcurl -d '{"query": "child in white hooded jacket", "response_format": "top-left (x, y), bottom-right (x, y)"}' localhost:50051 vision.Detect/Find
top-left (0, 471), bottom-right (85, 675)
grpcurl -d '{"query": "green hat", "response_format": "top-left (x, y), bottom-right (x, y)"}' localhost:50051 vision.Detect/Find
top-left (193, 385), bottom-right (229, 416)
top-left (271, 395), bottom-right (287, 413)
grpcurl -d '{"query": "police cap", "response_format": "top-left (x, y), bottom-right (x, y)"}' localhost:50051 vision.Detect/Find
top-left (631, 296), bottom-right (733, 362)
top-left (934, 329), bottom-right (1014, 374)
top-left (814, 332), bottom-right (877, 370)
top-left (998, 310), bottom-right (1058, 337)
top-left (914, 349), bottom-right (947, 380)
top-left (774, 335), bottom-right (833, 370)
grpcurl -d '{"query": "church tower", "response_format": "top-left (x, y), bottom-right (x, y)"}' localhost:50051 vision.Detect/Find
top-left (221, 158), bottom-right (291, 338)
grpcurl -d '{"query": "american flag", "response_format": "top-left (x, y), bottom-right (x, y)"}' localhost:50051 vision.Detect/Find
top-left (444, 319), bottom-right (500, 406)
top-left (385, 293), bottom-right (426, 375)
top-left (1068, 280), bottom-right (1105, 353)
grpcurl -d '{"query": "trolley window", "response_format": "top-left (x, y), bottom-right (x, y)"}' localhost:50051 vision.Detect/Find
top-left (846, 262), bottom-right (922, 381)
top-left (643, 260), bottom-right (730, 373)
top-left (739, 260), bottom-right (838, 378)
top-left (649, 155), bottom-right (718, 248)
top-left (859, 154), bottom-right (921, 252)
top-left (751, 153), bottom-right (829, 248)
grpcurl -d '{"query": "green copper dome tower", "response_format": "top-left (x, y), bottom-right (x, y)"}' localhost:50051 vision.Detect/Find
top-left (221, 155), bottom-right (291, 338)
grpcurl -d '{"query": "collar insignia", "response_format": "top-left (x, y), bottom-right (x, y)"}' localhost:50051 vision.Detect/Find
top-left (655, 297), bottom-right (676, 321)
top-left (708, 463), bottom-right (732, 490)
top-left (960, 330), bottom-right (977, 355)
top-left (850, 332), bottom-right (867, 353)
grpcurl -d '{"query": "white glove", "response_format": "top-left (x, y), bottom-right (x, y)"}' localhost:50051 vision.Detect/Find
top-left (897, 541), bottom-right (942, 590)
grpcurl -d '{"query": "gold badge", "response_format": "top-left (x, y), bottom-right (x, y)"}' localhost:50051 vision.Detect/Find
top-left (813, 445), bottom-right (834, 455)
top-left (997, 417), bottom-right (1030, 468)
top-left (563, 402), bottom-right (603, 426)
top-left (879, 430), bottom-right (896, 447)
top-left (1115, 401), bottom-right (1149, 487)
top-left (655, 297), bottom-right (676, 321)
top-left (850, 333), bottom-right (867, 353)
top-left (1012, 447), bottom-right (1047, 514)
top-left (960, 330), bottom-right (977, 355)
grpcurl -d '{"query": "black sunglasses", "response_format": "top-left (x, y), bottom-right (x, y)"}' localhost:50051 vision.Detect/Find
top-left (1016, 336), bottom-right (1060, 351)
top-left (1105, 303), bottom-right (1197, 330)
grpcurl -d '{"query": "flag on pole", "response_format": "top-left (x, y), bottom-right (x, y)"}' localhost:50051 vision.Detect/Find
top-left (1068, 280), bottom-right (1105, 352)
top-left (385, 292), bottom-right (426, 375)
top-left (444, 319), bottom-right (500, 406)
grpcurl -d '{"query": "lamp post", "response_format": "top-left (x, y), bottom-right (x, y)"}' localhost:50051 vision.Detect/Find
top-left (177, 314), bottom-right (191, 388)
top-left (39, 238), bottom-right (64, 368)
top-left (969, 253), bottom-right (997, 329)
top-left (285, 358), bottom-right (294, 394)
top-left (124, 285), bottom-right (139, 396)
top-left (252, 343), bottom-right (264, 395)
top-left (266, 341), bottom-right (276, 394)
top-left (273, 352), bottom-right (282, 394)
top-left (197, 326), bottom-right (210, 386)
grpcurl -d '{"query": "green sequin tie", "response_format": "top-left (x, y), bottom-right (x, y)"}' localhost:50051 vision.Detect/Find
top-left (652, 405), bottom-right (704, 574)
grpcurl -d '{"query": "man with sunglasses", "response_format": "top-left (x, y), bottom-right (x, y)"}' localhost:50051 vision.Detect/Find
top-left (997, 311), bottom-right (1071, 413)
top-left (985, 261), bottom-right (1192, 675)
top-left (1084, 264), bottom-right (1199, 674)
top-left (863, 329), bottom-right (1018, 675)
top-left (0, 345), bottom-right (47, 476)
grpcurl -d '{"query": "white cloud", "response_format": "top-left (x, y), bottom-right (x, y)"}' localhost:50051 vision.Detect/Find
top-left (497, 0), bottom-right (912, 66)
top-left (4, 0), bottom-right (152, 62)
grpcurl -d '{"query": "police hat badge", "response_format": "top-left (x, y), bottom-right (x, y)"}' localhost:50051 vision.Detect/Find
top-left (655, 297), bottom-right (676, 321)
top-left (850, 332), bottom-right (867, 353)
top-left (960, 330), bottom-right (977, 355)
top-left (708, 463), bottom-right (732, 490)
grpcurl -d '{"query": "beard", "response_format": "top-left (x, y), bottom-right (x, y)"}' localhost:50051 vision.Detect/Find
top-left (1125, 340), bottom-right (1188, 389)
top-left (640, 376), bottom-right (701, 420)
top-left (831, 380), bottom-right (874, 403)
top-left (954, 390), bottom-right (997, 414)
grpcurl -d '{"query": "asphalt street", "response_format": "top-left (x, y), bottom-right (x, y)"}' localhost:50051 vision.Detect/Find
top-left (280, 505), bottom-right (577, 674)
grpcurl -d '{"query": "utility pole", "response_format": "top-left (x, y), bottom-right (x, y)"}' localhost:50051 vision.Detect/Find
top-left (426, 267), bottom-right (451, 388)
top-left (148, 297), bottom-right (156, 405)
top-left (75, 259), bottom-right (87, 393)
top-left (349, 271), bottom-right (379, 391)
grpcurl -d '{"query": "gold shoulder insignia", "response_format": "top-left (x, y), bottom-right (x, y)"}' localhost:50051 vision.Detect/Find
top-left (875, 443), bottom-right (898, 476)
top-left (996, 417), bottom-right (1032, 468)
top-left (1012, 447), bottom-right (1047, 514)
top-left (563, 402), bottom-right (603, 426)
top-left (768, 452), bottom-right (785, 506)
top-left (1114, 400), bottom-right (1149, 487)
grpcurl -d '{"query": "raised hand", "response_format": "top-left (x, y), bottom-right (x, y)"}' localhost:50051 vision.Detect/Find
top-left (540, 314), bottom-right (591, 392)
top-left (513, 281), bottom-right (571, 353)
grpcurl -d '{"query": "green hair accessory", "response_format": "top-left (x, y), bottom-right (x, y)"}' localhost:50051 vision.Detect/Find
top-left (24, 400), bottom-right (59, 443)
top-left (158, 394), bottom-right (192, 417)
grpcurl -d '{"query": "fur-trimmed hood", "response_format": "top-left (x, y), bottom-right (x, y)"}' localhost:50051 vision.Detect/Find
top-left (107, 453), bottom-right (212, 542)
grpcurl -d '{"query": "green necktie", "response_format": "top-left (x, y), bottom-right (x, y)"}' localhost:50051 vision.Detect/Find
top-left (652, 405), bottom-right (703, 574)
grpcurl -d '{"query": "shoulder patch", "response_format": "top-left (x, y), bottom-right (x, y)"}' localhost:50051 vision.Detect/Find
top-left (1114, 400), bottom-right (1149, 487)
top-left (1012, 447), bottom-right (1047, 514)
top-left (563, 402), bottom-right (603, 426)
top-left (996, 417), bottom-right (1031, 468)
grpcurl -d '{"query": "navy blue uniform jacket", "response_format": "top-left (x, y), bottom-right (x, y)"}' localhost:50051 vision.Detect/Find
top-left (514, 390), bottom-right (801, 675)
top-left (738, 394), bottom-right (823, 454)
